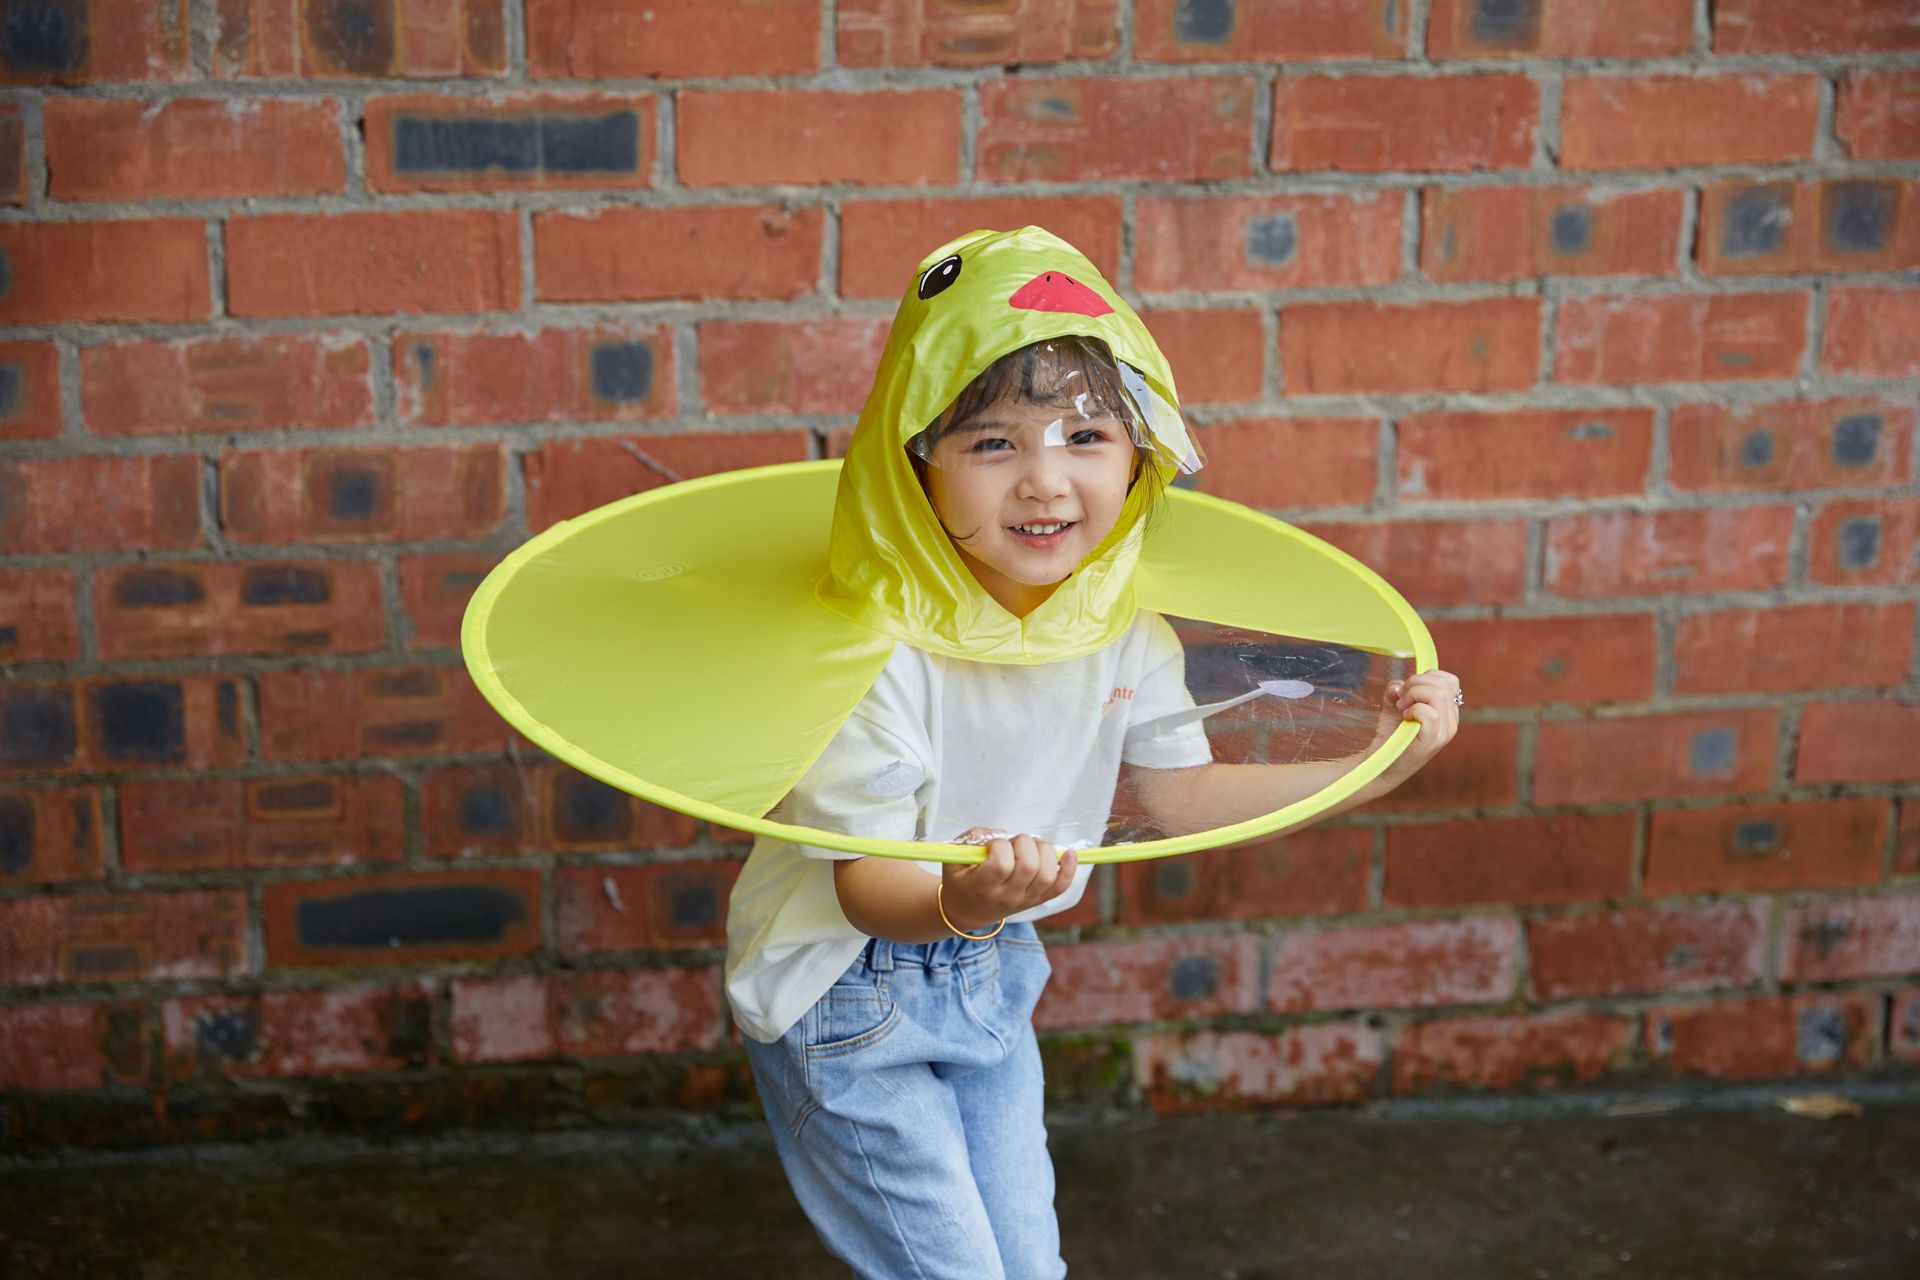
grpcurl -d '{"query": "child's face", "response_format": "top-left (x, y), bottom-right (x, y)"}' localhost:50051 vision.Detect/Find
top-left (921, 396), bottom-right (1139, 617)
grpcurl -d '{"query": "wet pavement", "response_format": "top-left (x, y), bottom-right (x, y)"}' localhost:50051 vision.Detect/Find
top-left (5, 1085), bottom-right (1919, 1279)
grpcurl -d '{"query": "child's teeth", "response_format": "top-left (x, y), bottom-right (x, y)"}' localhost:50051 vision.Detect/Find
top-left (1016, 523), bottom-right (1067, 535)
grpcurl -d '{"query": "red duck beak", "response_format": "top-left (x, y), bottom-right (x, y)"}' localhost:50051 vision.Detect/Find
top-left (1008, 270), bottom-right (1113, 318)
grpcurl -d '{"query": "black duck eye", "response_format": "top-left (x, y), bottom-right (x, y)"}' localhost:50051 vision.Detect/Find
top-left (917, 254), bottom-right (962, 300)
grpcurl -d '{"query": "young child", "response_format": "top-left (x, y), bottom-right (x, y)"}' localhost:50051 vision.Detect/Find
top-left (725, 232), bottom-right (1461, 1279)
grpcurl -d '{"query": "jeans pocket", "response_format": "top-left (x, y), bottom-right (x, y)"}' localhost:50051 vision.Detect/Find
top-left (803, 985), bottom-right (900, 1059)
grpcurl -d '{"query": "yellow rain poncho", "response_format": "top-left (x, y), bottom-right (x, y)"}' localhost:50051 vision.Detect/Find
top-left (462, 226), bottom-right (1436, 863)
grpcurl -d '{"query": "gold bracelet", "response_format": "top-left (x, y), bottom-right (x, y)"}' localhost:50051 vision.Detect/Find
top-left (936, 882), bottom-right (1005, 940)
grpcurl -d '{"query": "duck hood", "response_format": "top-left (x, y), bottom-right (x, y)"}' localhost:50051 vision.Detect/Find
top-left (820, 225), bottom-right (1201, 664)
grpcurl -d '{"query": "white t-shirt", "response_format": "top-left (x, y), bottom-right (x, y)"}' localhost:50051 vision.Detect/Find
top-left (724, 610), bottom-right (1212, 1044)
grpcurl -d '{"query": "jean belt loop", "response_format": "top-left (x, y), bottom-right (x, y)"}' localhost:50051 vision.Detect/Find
top-left (867, 938), bottom-right (895, 973)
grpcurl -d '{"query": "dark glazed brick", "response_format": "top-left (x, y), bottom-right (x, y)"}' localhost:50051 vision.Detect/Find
top-left (0, 363), bottom-right (19, 417)
top-left (255, 779), bottom-right (338, 812)
top-left (1471, 0), bottom-right (1541, 49)
top-left (1548, 204), bottom-right (1593, 257)
top-left (1, 0), bottom-right (87, 76)
top-left (1830, 415), bottom-right (1882, 468)
top-left (457, 782), bottom-right (514, 836)
top-left (197, 1010), bottom-right (259, 1063)
top-left (1731, 819), bottom-right (1783, 855)
top-left (590, 342), bottom-right (654, 403)
top-left (668, 882), bottom-right (718, 930)
top-left (0, 687), bottom-right (75, 767)
top-left (1797, 1005), bottom-right (1848, 1065)
top-left (216, 680), bottom-right (239, 738)
top-left (1837, 517), bottom-right (1882, 570)
top-left (1245, 213), bottom-right (1297, 267)
top-left (1168, 954), bottom-right (1220, 1000)
top-left (112, 568), bottom-right (206, 608)
top-left (1721, 186), bottom-right (1790, 258)
top-left (379, 992), bottom-right (433, 1065)
top-left (306, 0), bottom-right (394, 75)
top-left (552, 771), bottom-right (630, 843)
top-left (326, 465), bottom-right (382, 521)
top-left (368, 670), bottom-right (438, 698)
top-left (1173, 0), bottom-right (1234, 45)
top-left (0, 792), bottom-right (32, 873)
top-left (1739, 429), bottom-right (1775, 468)
top-left (242, 566), bottom-right (333, 606)
top-left (1154, 859), bottom-right (1195, 900)
top-left (1687, 728), bottom-right (1737, 778)
top-left (393, 113), bottom-right (640, 176)
top-left (92, 681), bottom-right (187, 764)
top-left (295, 883), bottom-right (528, 948)
top-left (1822, 181), bottom-right (1895, 255)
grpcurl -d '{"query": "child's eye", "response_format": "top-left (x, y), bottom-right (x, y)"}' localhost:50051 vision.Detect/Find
top-left (966, 436), bottom-right (1014, 454)
top-left (1068, 428), bottom-right (1113, 446)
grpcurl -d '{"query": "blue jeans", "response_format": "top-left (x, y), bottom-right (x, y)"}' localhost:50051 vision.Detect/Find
top-left (741, 921), bottom-right (1067, 1280)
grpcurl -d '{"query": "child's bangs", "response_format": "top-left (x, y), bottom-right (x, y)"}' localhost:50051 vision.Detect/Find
top-left (930, 335), bottom-right (1141, 437)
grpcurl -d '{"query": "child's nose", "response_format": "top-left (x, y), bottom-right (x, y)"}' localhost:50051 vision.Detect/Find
top-left (1015, 447), bottom-right (1073, 497)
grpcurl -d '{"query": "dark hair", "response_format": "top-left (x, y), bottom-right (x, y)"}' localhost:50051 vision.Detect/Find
top-left (910, 334), bottom-right (1169, 525)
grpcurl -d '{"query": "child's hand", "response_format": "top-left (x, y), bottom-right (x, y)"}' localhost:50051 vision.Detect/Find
top-left (1371, 669), bottom-right (1462, 789)
top-left (941, 833), bottom-right (1077, 932)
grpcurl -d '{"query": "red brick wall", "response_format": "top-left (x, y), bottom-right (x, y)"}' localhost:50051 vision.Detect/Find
top-left (2, 0), bottom-right (1917, 1144)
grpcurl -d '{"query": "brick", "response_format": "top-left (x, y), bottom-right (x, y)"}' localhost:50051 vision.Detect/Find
top-left (1136, 309), bottom-right (1264, 406)
top-left (1428, 0), bottom-right (1692, 58)
top-left (1895, 988), bottom-right (1920, 1060)
top-left (699, 318), bottom-right (890, 417)
top-left (1115, 826), bottom-right (1369, 925)
top-left (1299, 518), bottom-right (1529, 608)
top-left (1901, 803), bottom-right (1920, 878)
top-left (1534, 710), bottom-right (1777, 806)
top-left (0, 566), bottom-right (81, 664)
top-left (0, 220), bottom-right (210, 324)
top-left (95, 559), bottom-right (382, 661)
top-left (45, 97), bottom-right (345, 200)
top-left (1796, 701), bottom-right (1920, 785)
top-left (1563, 74), bottom-right (1822, 170)
top-left (399, 552), bottom-right (496, 649)
top-left (365, 92), bottom-right (652, 193)
top-left (82, 333), bottom-right (374, 437)
top-left (119, 774), bottom-right (406, 873)
top-left (527, 0), bottom-right (817, 78)
top-left (1669, 399), bottom-right (1913, 494)
top-left (0, 888), bottom-right (247, 985)
top-left (451, 967), bottom-right (724, 1061)
top-left (264, 869), bottom-right (542, 968)
top-left (1392, 1011), bottom-right (1634, 1096)
top-left (1421, 185), bottom-right (1684, 282)
top-left (0, 785), bottom-right (105, 884)
top-left (1384, 813), bottom-right (1635, 909)
top-left (1134, 1024), bottom-right (1384, 1115)
top-left (1426, 615), bottom-right (1654, 708)
top-left (0, 454), bottom-right (201, 554)
top-left (1544, 507), bottom-right (1794, 598)
top-left (555, 860), bottom-right (738, 952)
top-left (1270, 74), bottom-right (1537, 173)
top-left (1282, 298), bottom-right (1538, 395)
top-left (0, 676), bottom-right (247, 776)
top-left (1808, 497), bottom-right (1920, 587)
top-left (1673, 602), bottom-right (1913, 696)
top-left (1783, 894), bottom-right (1920, 982)
top-left (980, 77), bottom-right (1255, 184)
top-left (422, 761), bottom-right (697, 858)
top-left (1135, 0), bottom-right (1402, 61)
top-left (256, 666), bottom-right (514, 762)
top-left (1646, 993), bottom-right (1877, 1081)
top-left (1837, 70), bottom-right (1920, 160)
top-left (0, 1000), bottom-right (147, 1091)
top-left (839, 196), bottom-right (1121, 299)
top-left (1370, 719), bottom-right (1523, 814)
top-left (1188, 418), bottom-right (1377, 509)
top-left (227, 211), bottom-right (519, 318)
top-left (1272, 916), bottom-right (1519, 1011)
top-left (1528, 901), bottom-right (1768, 1000)
top-left (680, 88), bottom-right (959, 188)
top-left (841, 0), bottom-right (1120, 67)
top-left (1713, 0), bottom-right (1920, 53)
top-left (1035, 936), bottom-right (1261, 1029)
top-left (1397, 407), bottom-right (1652, 501)
top-left (1556, 292), bottom-right (1807, 385)
top-left (163, 982), bottom-right (434, 1080)
top-left (523, 430), bottom-right (810, 531)
top-left (1823, 287), bottom-right (1920, 378)
top-left (1646, 799), bottom-right (1889, 897)
top-left (1136, 193), bottom-right (1402, 292)
top-left (536, 204), bottom-right (822, 303)
top-left (0, 103), bottom-right (18, 202)
top-left (1699, 180), bottom-right (1920, 276)
top-left (211, 0), bottom-right (507, 78)
top-left (220, 444), bottom-right (505, 545)
top-left (0, 0), bottom-right (191, 83)
top-left (395, 326), bottom-right (672, 427)
top-left (0, 341), bottom-right (60, 440)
